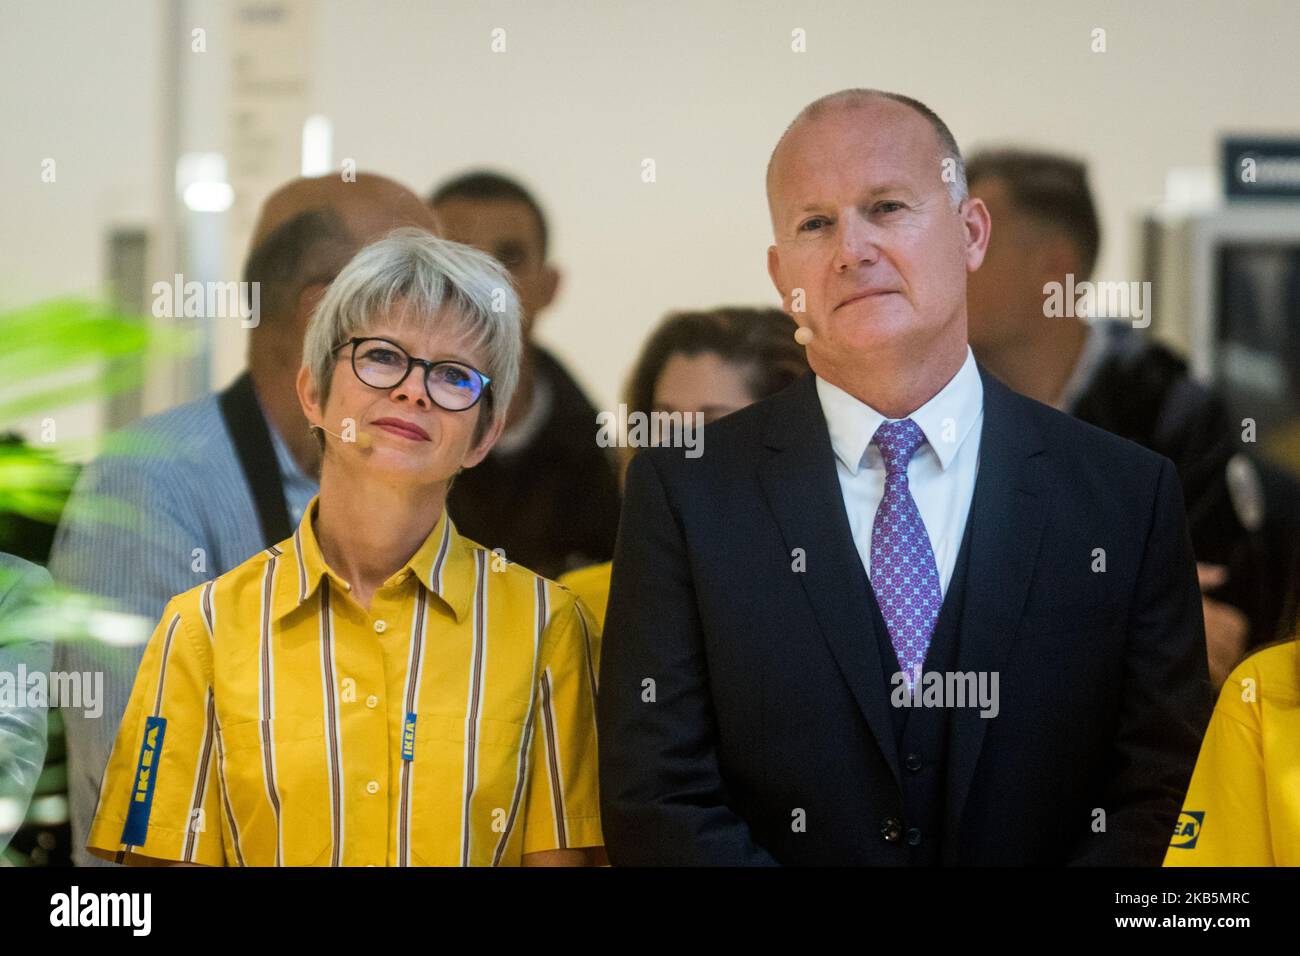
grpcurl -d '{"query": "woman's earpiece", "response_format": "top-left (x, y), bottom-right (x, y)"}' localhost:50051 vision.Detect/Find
top-left (311, 423), bottom-right (373, 450)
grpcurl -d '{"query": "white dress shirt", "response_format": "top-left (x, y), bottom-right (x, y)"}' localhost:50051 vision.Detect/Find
top-left (815, 347), bottom-right (984, 597)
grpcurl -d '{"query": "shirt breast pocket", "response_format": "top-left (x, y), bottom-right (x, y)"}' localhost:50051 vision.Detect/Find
top-left (409, 712), bottom-right (529, 866)
top-left (417, 712), bottom-right (528, 766)
top-left (217, 715), bottom-right (331, 866)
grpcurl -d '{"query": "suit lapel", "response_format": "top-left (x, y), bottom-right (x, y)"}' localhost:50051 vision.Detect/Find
top-left (757, 374), bottom-right (903, 787)
top-left (944, 367), bottom-right (1051, 849)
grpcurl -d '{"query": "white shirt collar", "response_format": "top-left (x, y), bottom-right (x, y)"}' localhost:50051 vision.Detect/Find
top-left (815, 346), bottom-right (984, 476)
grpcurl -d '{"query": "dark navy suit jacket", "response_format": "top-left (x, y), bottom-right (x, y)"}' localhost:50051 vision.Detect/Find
top-left (598, 365), bottom-right (1212, 865)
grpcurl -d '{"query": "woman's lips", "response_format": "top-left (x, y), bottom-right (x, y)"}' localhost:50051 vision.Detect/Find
top-left (370, 418), bottom-right (431, 441)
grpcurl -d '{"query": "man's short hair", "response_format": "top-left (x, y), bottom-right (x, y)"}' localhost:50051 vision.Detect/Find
top-left (769, 88), bottom-right (968, 208)
top-left (428, 171), bottom-right (550, 260)
top-left (241, 209), bottom-right (355, 332)
top-left (966, 148), bottom-right (1101, 280)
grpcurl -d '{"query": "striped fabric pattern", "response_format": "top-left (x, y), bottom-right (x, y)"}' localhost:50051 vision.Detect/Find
top-left (84, 496), bottom-right (602, 866)
top-left (47, 391), bottom-right (317, 866)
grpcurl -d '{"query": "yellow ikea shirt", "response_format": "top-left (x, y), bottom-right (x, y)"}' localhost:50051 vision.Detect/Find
top-left (558, 561), bottom-right (611, 635)
top-left (88, 497), bottom-right (602, 866)
top-left (1164, 640), bottom-right (1300, 866)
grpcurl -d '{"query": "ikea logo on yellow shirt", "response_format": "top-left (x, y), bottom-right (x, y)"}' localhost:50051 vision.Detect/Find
top-left (1171, 810), bottom-right (1204, 849)
top-left (120, 716), bottom-right (168, 846)
top-left (133, 724), bottom-right (161, 802)
top-left (401, 712), bottom-right (417, 761)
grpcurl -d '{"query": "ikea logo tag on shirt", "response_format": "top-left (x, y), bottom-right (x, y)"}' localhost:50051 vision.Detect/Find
top-left (402, 712), bottom-right (417, 761)
top-left (120, 717), bottom-right (167, 846)
top-left (1171, 810), bottom-right (1204, 849)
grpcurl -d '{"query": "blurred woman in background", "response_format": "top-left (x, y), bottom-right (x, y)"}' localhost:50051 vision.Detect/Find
top-left (560, 307), bottom-right (808, 634)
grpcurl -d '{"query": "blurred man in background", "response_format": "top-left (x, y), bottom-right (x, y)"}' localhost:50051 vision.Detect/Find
top-left (430, 171), bottom-right (621, 579)
top-left (965, 149), bottom-right (1300, 684)
top-left (50, 172), bottom-right (438, 865)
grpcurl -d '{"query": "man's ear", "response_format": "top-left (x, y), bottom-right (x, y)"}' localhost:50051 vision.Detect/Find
top-left (297, 364), bottom-right (322, 430)
top-left (462, 412), bottom-right (506, 470)
top-left (767, 245), bottom-right (788, 309)
top-left (536, 264), bottom-right (561, 313)
top-left (961, 198), bottom-right (993, 273)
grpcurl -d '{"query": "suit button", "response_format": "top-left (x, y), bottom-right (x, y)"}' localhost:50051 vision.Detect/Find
top-left (907, 827), bottom-right (922, 846)
top-left (880, 817), bottom-right (903, 842)
top-left (905, 753), bottom-right (923, 772)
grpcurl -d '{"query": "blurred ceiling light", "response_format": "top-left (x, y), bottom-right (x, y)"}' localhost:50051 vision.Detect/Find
top-left (176, 152), bottom-right (233, 212)
top-left (182, 181), bottom-right (235, 212)
top-left (1163, 167), bottom-right (1220, 213)
top-left (302, 114), bottom-right (333, 176)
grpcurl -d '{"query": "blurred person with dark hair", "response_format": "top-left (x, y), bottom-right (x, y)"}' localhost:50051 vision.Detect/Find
top-left (561, 306), bottom-right (809, 630)
top-left (429, 171), bottom-right (621, 580)
top-left (966, 148), bottom-right (1300, 685)
top-left (50, 173), bottom-right (439, 865)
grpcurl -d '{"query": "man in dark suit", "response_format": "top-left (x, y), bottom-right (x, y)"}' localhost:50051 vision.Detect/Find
top-left (598, 89), bottom-right (1212, 865)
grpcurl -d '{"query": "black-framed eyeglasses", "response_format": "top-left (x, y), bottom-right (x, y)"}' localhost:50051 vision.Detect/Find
top-left (335, 337), bottom-right (492, 412)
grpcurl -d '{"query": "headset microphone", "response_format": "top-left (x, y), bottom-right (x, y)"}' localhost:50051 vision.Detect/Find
top-left (315, 424), bottom-right (373, 450)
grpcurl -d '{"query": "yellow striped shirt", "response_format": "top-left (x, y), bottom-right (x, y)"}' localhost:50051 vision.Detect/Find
top-left (87, 497), bottom-right (602, 866)
top-left (1164, 640), bottom-right (1300, 866)
top-left (557, 561), bottom-right (611, 635)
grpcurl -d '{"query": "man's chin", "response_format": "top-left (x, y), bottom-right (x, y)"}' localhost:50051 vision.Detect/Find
top-left (825, 310), bottom-right (917, 354)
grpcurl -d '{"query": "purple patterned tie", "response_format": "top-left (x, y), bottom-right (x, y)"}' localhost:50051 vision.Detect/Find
top-left (869, 419), bottom-right (942, 683)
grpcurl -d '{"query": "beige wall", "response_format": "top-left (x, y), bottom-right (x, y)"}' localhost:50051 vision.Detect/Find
top-left (6, 0), bottom-right (1300, 436)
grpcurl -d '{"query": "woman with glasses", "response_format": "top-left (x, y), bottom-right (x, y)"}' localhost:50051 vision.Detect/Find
top-left (87, 229), bottom-right (603, 866)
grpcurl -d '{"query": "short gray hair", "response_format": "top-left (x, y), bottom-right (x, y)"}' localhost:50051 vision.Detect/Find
top-left (303, 228), bottom-right (523, 438)
top-left (768, 88), bottom-right (969, 209)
